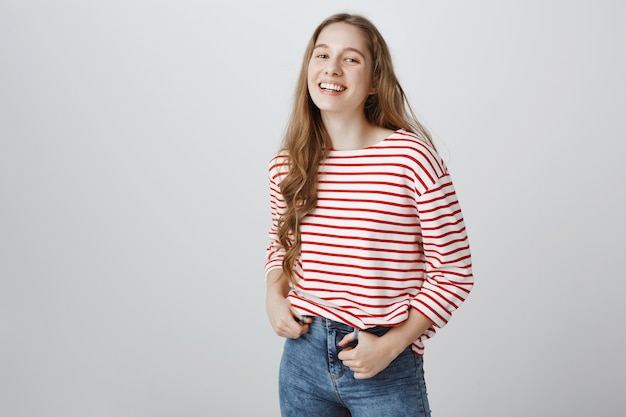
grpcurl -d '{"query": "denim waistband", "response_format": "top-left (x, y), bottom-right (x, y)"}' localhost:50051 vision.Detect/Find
top-left (301, 315), bottom-right (392, 339)
top-left (302, 315), bottom-right (355, 330)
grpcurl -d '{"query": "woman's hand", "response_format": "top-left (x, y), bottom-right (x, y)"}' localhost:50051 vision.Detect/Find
top-left (265, 269), bottom-right (311, 338)
top-left (338, 308), bottom-right (435, 379)
top-left (337, 331), bottom-right (397, 379)
top-left (265, 291), bottom-right (311, 339)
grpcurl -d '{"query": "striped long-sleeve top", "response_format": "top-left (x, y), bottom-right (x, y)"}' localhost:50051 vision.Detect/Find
top-left (265, 129), bottom-right (473, 355)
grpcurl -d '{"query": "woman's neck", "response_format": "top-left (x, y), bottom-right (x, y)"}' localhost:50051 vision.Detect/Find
top-left (322, 113), bottom-right (390, 151)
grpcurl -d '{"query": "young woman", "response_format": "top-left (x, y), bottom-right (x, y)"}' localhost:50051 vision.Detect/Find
top-left (265, 13), bottom-right (473, 417)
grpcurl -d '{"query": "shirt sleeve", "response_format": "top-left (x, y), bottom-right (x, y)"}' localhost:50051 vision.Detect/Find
top-left (410, 174), bottom-right (474, 328)
top-left (264, 157), bottom-right (286, 278)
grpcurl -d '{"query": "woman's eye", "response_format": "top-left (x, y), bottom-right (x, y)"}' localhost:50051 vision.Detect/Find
top-left (316, 54), bottom-right (328, 59)
top-left (345, 57), bottom-right (358, 63)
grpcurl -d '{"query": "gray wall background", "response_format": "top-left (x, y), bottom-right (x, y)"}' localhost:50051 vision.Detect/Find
top-left (1, 0), bottom-right (624, 415)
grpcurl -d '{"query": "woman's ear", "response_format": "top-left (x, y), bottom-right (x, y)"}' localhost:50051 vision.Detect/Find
top-left (369, 76), bottom-right (378, 95)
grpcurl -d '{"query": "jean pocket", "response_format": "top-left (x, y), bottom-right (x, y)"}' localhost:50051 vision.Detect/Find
top-left (336, 328), bottom-right (359, 351)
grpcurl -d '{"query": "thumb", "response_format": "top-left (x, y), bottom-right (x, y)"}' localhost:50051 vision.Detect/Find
top-left (338, 332), bottom-right (356, 347)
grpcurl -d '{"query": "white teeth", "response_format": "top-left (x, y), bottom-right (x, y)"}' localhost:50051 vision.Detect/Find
top-left (320, 83), bottom-right (345, 92)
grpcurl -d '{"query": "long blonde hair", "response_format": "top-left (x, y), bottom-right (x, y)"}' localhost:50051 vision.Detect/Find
top-left (278, 13), bottom-right (434, 284)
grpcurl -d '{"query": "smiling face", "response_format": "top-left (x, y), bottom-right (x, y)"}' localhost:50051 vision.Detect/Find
top-left (307, 22), bottom-right (376, 118)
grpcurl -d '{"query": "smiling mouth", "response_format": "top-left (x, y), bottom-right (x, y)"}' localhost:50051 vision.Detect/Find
top-left (319, 82), bottom-right (346, 92)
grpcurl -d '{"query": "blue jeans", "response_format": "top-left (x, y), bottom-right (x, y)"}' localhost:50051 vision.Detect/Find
top-left (279, 316), bottom-right (431, 417)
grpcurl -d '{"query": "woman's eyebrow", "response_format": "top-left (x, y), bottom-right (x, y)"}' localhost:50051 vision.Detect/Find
top-left (313, 44), bottom-right (366, 59)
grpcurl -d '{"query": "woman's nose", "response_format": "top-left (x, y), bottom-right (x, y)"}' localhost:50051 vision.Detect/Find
top-left (324, 58), bottom-right (341, 76)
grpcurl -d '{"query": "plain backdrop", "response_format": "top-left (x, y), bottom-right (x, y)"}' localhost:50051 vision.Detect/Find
top-left (1, 0), bottom-right (625, 416)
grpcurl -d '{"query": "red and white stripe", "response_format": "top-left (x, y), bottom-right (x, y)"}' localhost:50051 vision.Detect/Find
top-left (265, 130), bottom-right (473, 355)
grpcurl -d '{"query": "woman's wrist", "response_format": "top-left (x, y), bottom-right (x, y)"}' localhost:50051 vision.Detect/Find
top-left (384, 308), bottom-right (434, 357)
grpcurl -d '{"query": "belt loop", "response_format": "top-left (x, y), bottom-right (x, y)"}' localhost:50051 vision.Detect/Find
top-left (353, 328), bottom-right (359, 341)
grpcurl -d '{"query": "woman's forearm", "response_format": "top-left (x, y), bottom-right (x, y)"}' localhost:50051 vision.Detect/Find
top-left (266, 268), bottom-right (291, 298)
